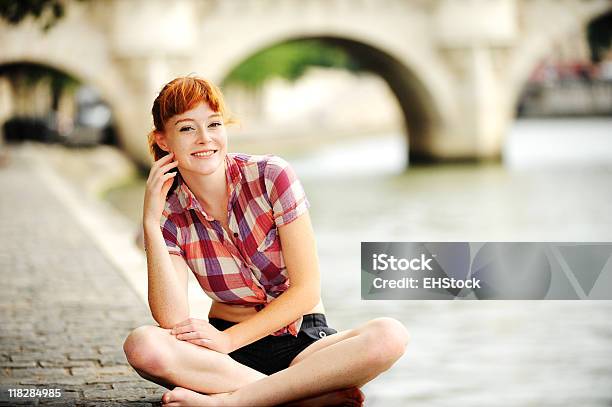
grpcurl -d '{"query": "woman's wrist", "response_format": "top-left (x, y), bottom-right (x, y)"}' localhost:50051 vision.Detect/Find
top-left (225, 330), bottom-right (238, 353)
top-left (143, 218), bottom-right (162, 235)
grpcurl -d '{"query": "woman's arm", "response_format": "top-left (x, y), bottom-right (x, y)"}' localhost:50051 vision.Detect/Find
top-left (223, 211), bottom-right (321, 351)
top-left (144, 223), bottom-right (190, 328)
top-left (143, 152), bottom-right (189, 328)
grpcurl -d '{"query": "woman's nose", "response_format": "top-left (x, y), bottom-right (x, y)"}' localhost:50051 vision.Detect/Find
top-left (196, 129), bottom-right (213, 143)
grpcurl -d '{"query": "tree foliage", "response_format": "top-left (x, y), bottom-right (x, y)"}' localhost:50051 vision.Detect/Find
top-left (0, 0), bottom-right (80, 31)
top-left (224, 40), bottom-right (363, 89)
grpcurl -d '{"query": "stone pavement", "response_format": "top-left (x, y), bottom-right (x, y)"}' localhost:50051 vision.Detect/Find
top-left (0, 147), bottom-right (165, 406)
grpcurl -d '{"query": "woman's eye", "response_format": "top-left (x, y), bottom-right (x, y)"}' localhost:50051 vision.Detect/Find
top-left (208, 122), bottom-right (222, 128)
top-left (180, 126), bottom-right (195, 132)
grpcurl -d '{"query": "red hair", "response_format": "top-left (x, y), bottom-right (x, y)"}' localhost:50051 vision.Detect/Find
top-left (148, 76), bottom-right (235, 160)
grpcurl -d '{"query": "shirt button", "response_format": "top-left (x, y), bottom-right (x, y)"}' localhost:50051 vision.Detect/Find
top-left (318, 331), bottom-right (327, 338)
top-left (233, 232), bottom-right (239, 238)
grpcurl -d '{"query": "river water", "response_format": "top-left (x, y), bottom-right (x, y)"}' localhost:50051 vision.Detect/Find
top-left (286, 118), bottom-right (612, 406)
top-left (107, 117), bottom-right (612, 406)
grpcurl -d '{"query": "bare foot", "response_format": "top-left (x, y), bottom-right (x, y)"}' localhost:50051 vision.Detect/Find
top-left (284, 387), bottom-right (365, 407)
top-left (161, 386), bottom-right (364, 407)
top-left (161, 386), bottom-right (231, 406)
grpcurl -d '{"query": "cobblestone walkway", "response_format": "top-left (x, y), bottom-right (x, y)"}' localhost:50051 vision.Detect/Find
top-left (0, 149), bottom-right (164, 406)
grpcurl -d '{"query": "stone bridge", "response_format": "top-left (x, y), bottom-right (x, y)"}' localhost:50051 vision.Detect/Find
top-left (1, 0), bottom-right (610, 165)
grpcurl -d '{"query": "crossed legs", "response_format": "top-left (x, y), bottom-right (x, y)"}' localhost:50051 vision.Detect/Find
top-left (123, 317), bottom-right (409, 406)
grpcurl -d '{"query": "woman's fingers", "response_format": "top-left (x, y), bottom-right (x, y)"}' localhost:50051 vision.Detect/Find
top-left (143, 153), bottom-right (177, 223)
top-left (149, 164), bottom-right (178, 190)
top-left (162, 172), bottom-right (178, 186)
top-left (147, 152), bottom-right (175, 180)
top-left (171, 318), bottom-right (214, 335)
top-left (172, 317), bottom-right (208, 330)
top-left (171, 317), bottom-right (195, 331)
top-left (161, 172), bottom-right (177, 182)
top-left (175, 331), bottom-right (211, 341)
top-left (153, 152), bottom-right (174, 168)
top-left (160, 174), bottom-right (177, 196)
top-left (158, 159), bottom-right (179, 175)
top-left (149, 160), bottom-right (178, 184)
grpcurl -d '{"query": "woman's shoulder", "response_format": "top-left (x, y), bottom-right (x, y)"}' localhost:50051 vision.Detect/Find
top-left (229, 152), bottom-right (293, 178)
top-left (229, 152), bottom-right (284, 165)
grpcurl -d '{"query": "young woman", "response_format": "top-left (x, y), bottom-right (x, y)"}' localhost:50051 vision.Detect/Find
top-left (123, 76), bottom-right (410, 407)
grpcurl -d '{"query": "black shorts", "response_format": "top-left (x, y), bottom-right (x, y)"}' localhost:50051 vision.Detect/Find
top-left (209, 313), bottom-right (337, 375)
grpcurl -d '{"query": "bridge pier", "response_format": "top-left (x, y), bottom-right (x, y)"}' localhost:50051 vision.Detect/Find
top-left (402, 45), bottom-right (512, 164)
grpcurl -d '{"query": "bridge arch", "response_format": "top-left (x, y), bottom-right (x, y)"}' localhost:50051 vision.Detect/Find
top-left (0, 59), bottom-right (124, 145)
top-left (204, 31), bottom-right (455, 164)
top-left (0, 17), bottom-right (140, 153)
top-left (0, 56), bottom-right (116, 113)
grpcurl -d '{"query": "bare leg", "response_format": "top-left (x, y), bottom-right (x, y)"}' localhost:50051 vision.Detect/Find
top-left (161, 317), bottom-right (410, 406)
top-left (123, 325), bottom-right (266, 394)
top-left (133, 367), bottom-right (175, 390)
top-left (124, 325), bottom-right (363, 406)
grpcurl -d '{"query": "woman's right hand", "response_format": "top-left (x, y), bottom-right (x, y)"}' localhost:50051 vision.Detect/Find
top-left (143, 152), bottom-right (178, 225)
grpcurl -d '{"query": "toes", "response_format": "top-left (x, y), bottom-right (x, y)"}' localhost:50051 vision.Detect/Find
top-left (162, 387), bottom-right (185, 404)
top-left (161, 391), bottom-right (173, 404)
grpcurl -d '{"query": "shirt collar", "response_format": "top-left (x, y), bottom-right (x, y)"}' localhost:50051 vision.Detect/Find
top-left (175, 154), bottom-right (242, 219)
top-left (225, 153), bottom-right (242, 200)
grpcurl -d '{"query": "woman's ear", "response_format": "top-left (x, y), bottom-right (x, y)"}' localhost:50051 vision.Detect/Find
top-left (154, 131), bottom-right (170, 152)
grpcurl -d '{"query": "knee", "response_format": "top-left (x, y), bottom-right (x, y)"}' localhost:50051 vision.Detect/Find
top-left (123, 325), bottom-right (172, 376)
top-left (361, 317), bottom-right (410, 367)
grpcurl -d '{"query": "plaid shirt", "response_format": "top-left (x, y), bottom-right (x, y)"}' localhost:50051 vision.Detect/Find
top-left (160, 153), bottom-right (310, 336)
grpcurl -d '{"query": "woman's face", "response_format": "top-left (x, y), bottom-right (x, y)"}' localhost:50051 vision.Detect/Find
top-left (157, 102), bottom-right (227, 177)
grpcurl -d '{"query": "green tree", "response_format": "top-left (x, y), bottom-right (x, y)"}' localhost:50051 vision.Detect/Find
top-left (224, 40), bottom-right (363, 88)
top-left (0, 0), bottom-right (84, 31)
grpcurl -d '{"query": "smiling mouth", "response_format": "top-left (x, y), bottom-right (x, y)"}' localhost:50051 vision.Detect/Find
top-left (192, 150), bottom-right (218, 157)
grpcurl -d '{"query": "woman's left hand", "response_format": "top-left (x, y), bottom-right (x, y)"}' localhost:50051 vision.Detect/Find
top-left (171, 318), bottom-right (234, 354)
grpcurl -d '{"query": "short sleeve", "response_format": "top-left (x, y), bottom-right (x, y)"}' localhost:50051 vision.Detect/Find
top-left (160, 211), bottom-right (184, 256)
top-left (264, 156), bottom-right (310, 227)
